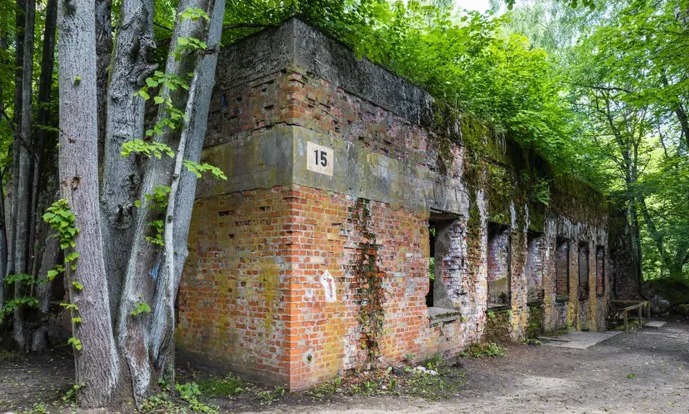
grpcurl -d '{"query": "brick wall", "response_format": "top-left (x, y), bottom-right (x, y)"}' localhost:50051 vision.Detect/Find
top-left (526, 234), bottom-right (545, 303)
top-left (177, 18), bottom-right (619, 390)
top-left (177, 188), bottom-right (292, 385)
top-left (487, 226), bottom-right (510, 306)
top-left (555, 240), bottom-right (569, 300)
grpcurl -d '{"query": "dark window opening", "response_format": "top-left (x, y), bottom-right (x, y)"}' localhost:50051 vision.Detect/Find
top-left (487, 223), bottom-right (510, 308)
top-left (596, 246), bottom-right (605, 297)
top-left (555, 238), bottom-right (569, 301)
top-left (426, 220), bottom-right (437, 307)
top-left (526, 232), bottom-right (545, 304)
top-left (578, 242), bottom-right (590, 301)
top-left (426, 211), bottom-right (459, 308)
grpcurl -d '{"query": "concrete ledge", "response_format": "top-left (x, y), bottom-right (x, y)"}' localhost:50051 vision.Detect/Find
top-left (428, 307), bottom-right (461, 326)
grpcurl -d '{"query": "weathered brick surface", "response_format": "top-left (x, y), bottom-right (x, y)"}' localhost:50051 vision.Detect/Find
top-left (526, 234), bottom-right (546, 303)
top-left (177, 188), bottom-right (292, 385)
top-left (487, 226), bottom-right (510, 306)
top-left (177, 19), bottom-right (620, 390)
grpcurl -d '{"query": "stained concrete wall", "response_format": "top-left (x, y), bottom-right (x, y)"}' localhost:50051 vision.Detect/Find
top-left (177, 18), bottom-right (616, 390)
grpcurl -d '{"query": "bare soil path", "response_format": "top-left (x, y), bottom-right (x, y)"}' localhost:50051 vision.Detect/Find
top-left (1, 317), bottom-right (688, 413)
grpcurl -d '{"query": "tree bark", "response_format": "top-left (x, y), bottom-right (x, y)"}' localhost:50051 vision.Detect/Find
top-left (96, 0), bottom-right (112, 167)
top-left (58, 0), bottom-right (120, 407)
top-left (115, 0), bottom-right (210, 403)
top-left (57, 0), bottom-right (225, 406)
top-left (101, 0), bottom-right (154, 318)
top-left (8, 0), bottom-right (26, 281)
top-left (27, 0), bottom-right (59, 352)
top-left (151, 0), bottom-right (225, 379)
top-left (12, 0), bottom-right (36, 350)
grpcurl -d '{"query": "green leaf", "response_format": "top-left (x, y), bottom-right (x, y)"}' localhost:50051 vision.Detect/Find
top-left (131, 301), bottom-right (152, 316)
top-left (68, 337), bottom-right (83, 351)
top-left (47, 269), bottom-right (60, 281)
top-left (137, 89), bottom-right (150, 100)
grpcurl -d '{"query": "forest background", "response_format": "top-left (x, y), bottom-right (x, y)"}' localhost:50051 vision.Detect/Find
top-left (0, 0), bottom-right (687, 408)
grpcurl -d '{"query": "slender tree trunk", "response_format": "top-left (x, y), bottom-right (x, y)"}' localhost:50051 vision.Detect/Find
top-left (0, 19), bottom-right (9, 313)
top-left (96, 0), bottom-right (112, 166)
top-left (58, 0), bottom-right (120, 407)
top-left (13, 0), bottom-right (36, 350)
top-left (0, 172), bottom-right (7, 311)
top-left (674, 104), bottom-right (689, 151)
top-left (7, 0), bottom-right (26, 291)
top-left (26, 0), bottom-right (59, 352)
top-left (151, 0), bottom-right (225, 377)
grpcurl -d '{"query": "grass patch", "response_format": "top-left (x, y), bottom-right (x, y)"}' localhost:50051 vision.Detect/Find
top-left (197, 374), bottom-right (248, 398)
top-left (307, 377), bottom-right (342, 401)
top-left (140, 382), bottom-right (219, 414)
top-left (0, 348), bottom-right (22, 363)
top-left (256, 386), bottom-right (285, 405)
top-left (305, 354), bottom-right (465, 402)
top-left (460, 342), bottom-right (506, 358)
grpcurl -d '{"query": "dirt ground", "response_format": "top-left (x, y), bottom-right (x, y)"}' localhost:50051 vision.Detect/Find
top-left (2, 316), bottom-right (689, 414)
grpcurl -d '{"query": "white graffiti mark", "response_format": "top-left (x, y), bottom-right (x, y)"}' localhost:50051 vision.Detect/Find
top-left (320, 270), bottom-right (337, 302)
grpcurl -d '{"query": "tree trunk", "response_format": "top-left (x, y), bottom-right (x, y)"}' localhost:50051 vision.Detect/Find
top-left (96, 0), bottom-right (112, 167)
top-left (12, 0), bottom-right (36, 350)
top-left (0, 16), bottom-right (10, 313)
top-left (0, 175), bottom-right (6, 311)
top-left (58, 0), bottom-right (120, 407)
top-left (151, 0), bottom-right (226, 379)
top-left (101, 0), bottom-right (155, 317)
top-left (115, 0), bottom-right (211, 403)
top-left (25, 0), bottom-right (58, 353)
top-left (57, 0), bottom-right (225, 406)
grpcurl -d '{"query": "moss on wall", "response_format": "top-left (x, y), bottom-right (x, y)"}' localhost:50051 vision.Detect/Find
top-left (485, 309), bottom-right (511, 343)
top-left (527, 304), bottom-right (545, 339)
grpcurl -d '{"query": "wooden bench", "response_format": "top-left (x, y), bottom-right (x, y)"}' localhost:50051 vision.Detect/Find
top-left (612, 300), bottom-right (651, 332)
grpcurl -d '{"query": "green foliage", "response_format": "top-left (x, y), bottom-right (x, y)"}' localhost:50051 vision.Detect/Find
top-left (405, 356), bottom-right (465, 400)
top-left (307, 377), bottom-right (342, 401)
top-left (532, 178), bottom-right (551, 207)
top-left (60, 302), bottom-right (78, 312)
top-left (146, 219), bottom-right (165, 246)
top-left (62, 384), bottom-right (84, 403)
top-left (176, 382), bottom-right (219, 414)
top-left (0, 296), bottom-right (39, 323)
top-left (0, 273), bottom-right (40, 322)
top-left (42, 199), bottom-right (78, 250)
top-left (174, 36), bottom-right (208, 59)
top-left (256, 386), bottom-right (285, 405)
top-left (43, 200), bottom-right (83, 351)
top-left (140, 392), bottom-right (177, 412)
top-left (131, 301), bottom-right (152, 316)
top-left (197, 374), bottom-right (248, 397)
top-left (5, 273), bottom-right (34, 285)
top-left (121, 139), bottom-right (175, 159)
top-left (25, 402), bottom-right (48, 414)
top-left (183, 160), bottom-right (228, 180)
top-left (225, 1), bottom-right (582, 170)
top-left (147, 185), bottom-right (172, 207)
top-left (460, 342), bottom-right (506, 358)
top-left (179, 6), bottom-right (210, 22)
top-left (67, 336), bottom-right (83, 351)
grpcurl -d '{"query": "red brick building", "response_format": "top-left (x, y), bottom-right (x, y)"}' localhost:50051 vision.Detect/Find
top-left (176, 19), bottom-right (614, 390)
